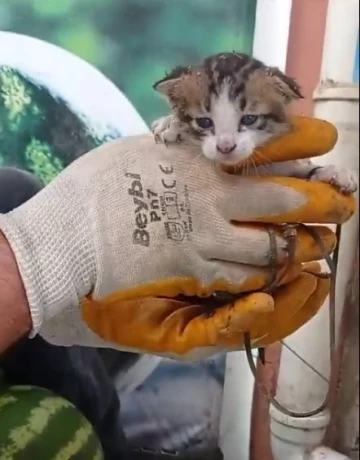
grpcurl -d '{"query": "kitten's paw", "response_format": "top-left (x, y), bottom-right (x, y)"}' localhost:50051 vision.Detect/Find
top-left (151, 116), bottom-right (183, 146)
top-left (310, 165), bottom-right (358, 194)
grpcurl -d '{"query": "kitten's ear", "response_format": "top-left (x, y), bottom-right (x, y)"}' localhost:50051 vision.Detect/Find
top-left (153, 65), bottom-right (189, 99)
top-left (153, 77), bottom-right (180, 98)
top-left (267, 67), bottom-right (304, 102)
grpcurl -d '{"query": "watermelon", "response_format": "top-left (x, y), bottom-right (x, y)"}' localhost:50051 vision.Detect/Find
top-left (0, 384), bottom-right (104, 460)
top-left (0, 66), bottom-right (121, 184)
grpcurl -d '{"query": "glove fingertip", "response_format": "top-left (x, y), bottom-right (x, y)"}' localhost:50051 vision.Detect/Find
top-left (224, 293), bottom-right (274, 332)
top-left (302, 261), bottom-right (322, 275)
top-left (256, 275), bottom-right (330, 347)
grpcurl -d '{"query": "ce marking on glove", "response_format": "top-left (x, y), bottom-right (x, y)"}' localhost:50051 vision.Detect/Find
top-left (159, 163), bottom-right (194, 242)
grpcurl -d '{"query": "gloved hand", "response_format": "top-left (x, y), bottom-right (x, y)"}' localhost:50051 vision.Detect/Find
top-left (0, 117), bottom-right (355, 360)
top-left (81, 260), bottom-right (331, 359)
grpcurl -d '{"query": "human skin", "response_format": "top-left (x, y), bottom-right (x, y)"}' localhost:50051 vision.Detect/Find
top-left (0, 232), bottom-right (31, 354)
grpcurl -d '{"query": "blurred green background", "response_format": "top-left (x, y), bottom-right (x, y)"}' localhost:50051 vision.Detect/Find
top-left (0, 0), bottom-right (257, 124)
top-left (0, 0), bottom-right (256, 182)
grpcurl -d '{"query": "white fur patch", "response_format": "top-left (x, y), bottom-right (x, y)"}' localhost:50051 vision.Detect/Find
top-left (202, 83), bottom-right (273, 165)
top-left (310, 165), bottom-right (358, 194)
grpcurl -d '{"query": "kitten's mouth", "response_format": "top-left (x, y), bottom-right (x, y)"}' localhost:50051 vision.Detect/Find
top-left (214, 152), bottom-right (252, 166)
top-left (202, 140), bottom-right (255, 166)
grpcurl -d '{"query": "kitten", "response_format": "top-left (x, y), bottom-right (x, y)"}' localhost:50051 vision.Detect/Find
top-left (151, 52), bottom-right (357, 194)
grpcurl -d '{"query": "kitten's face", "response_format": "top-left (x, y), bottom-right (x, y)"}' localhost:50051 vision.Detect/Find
top-left (154, 53), bottom-right (303, 165)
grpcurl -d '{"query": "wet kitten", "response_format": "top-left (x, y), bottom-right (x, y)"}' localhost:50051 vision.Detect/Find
top-left (151, 52), bottom-right (357, 194)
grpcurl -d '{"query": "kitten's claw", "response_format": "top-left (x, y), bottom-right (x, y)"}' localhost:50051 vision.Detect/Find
top-left (153, 133), bottom-right (161, 144)
top-left (310, 165), bottom-right (358, 194)
top-left (151, 115), bottom-right (185, 146)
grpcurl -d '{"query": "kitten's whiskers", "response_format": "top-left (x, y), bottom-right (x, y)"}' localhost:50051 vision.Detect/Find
top-left (244, 158), bottom-right (250, 177)
top-left (250, 156), bottom-right (260, 178)
top-left (253, 149), bottom-right (273, 167)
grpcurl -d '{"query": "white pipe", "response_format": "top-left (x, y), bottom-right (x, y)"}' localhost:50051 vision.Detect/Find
top-left (270, 1), bottom-right (359, 458)
top-left (252, 0), bottom-right (292, 72)
top-left (219, 352), bottom-right (258, 460)
top-left (310, 446), bottom-right (350, 460)
top-left (270, 408), bottom-right (351, 459)
top-left (219, 3), bottom-right (293, 459)
top-left (271, 79), bottom-right (359, 458)
top-left (272, 81), bottom-right (359, 411)
top-left (270, 408), bottom-right (331, 460)
top-left (320, 0), bottom-right (359, 82)
top-left (270, 407), bottom-right (351, 459)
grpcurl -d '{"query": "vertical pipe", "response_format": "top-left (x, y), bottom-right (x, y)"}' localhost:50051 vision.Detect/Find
top-left (320, 0), bottom-right (359, 82)
top-left (252, 0), bottom-right (292, 71)
top-left (274, 0), bottom-right (359, 415)
top-left (325, 248), bottom-right (359, 457)
top-left (286, 0), bottom-right (329, 115)
top-left (270, 0), bottom-right (359, 458)
top-left (324, 29), bottom-right (359, 458)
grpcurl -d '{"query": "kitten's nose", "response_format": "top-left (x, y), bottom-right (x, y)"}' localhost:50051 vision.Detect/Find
top-left (216, 142), bottom-right (237, 154)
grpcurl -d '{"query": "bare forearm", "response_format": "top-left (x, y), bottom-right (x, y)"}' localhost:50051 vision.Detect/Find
top-left (0, 232), bottom-right (31, 354)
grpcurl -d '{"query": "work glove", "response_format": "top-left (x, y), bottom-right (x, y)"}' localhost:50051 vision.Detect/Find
top-left (0, 116), bottom-right (356, 360)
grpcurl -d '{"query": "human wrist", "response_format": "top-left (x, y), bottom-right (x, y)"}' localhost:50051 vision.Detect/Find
top-left (0, 183), bottom-right (97, 334)
top-left (0, 231), bottom-right (31, 353)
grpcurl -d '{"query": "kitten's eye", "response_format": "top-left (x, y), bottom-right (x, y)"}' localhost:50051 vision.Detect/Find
top-left (240, 115), bottom-right (258, 127)
top-left (195, 117), bottom-right (213, 129)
